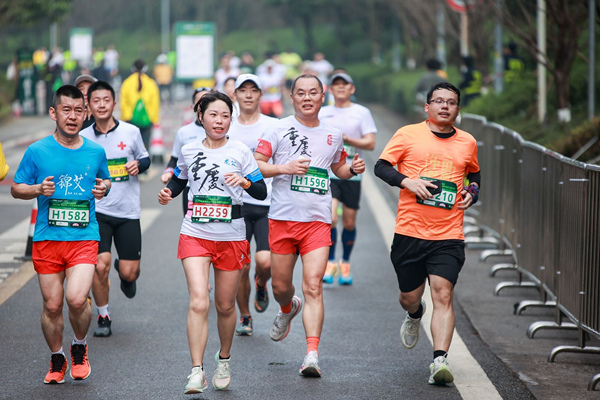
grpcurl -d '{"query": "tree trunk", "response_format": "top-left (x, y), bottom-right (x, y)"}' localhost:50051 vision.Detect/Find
top-left (553, 69), bottom-right (571, 122)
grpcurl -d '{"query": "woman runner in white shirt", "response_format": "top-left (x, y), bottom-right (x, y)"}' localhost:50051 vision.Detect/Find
top-left (158, 92), bottom-right (267, 394)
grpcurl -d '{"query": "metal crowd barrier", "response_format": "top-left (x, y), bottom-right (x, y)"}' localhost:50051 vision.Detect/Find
top-left (458, 113), bottom-right (600, 391)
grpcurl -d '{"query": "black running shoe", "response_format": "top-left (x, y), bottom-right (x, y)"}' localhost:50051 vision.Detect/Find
top-left (93, 315), bottom-right (112, 337)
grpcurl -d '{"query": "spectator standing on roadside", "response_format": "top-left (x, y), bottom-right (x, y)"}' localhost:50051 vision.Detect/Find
top-left (154, 53), bottom-right (175, 105)
top-left (120, 60), bottom-right (160, 152)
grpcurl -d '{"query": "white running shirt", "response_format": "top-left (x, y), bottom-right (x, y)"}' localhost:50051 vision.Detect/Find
top-left (81, 120), bottom-right (148, 219)
top-left (171, 121), bottom-right (206, 159)
top-left (227, 114), bottom-right (277, 207)
top-left (175, 138), bottom-right (263, 241)
top-left (256, 115), bottom-right (346, 224)
top-left (319, 103), bottom-right (377, 181)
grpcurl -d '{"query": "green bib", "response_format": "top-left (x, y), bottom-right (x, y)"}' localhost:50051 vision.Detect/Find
top-left (48, 199), bottom-right (90, 228)
top-left (191, 195), bottom-right (232, 223)
top-left (290, 166), bottom-right (329, 195)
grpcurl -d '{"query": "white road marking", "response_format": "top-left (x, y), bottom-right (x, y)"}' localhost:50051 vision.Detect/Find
top-left (362, 172), bottom-right (502, 399)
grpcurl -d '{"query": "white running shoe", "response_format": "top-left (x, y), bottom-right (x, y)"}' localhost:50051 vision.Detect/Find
top-left (184, 366), bottom-right (208, 394)
top-left (212, 351), bottom-right (231, 390)
top-left (400, 300), bottom-right (426, 349)
top-left (429, 355), bottom-right (454, 385)
top-left (270, 296), bottom-right (302, 341)
top-left (299, 351), bottom-right (322, 377)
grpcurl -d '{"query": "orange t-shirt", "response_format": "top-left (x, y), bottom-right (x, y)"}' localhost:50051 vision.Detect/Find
top-left (379, 121), bottom-right (479, 240)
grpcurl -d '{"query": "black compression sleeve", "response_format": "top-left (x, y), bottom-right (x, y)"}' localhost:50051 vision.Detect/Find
top-left (166, 156), bottom-right (178, 170)
top-left (245, 178), bottom-right (267, 201)
top-left (466, 171), bottom-right (481, 187)
top-left (166, 175), bottom-right (188, 198)
top-left (374, 159), bottom-right (407, 188)
top-left (138, 156), bottom-right (151, 173)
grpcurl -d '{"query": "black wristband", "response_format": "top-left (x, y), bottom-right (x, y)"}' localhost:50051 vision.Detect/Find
top-left (349, 166), bottom-right (357, 176)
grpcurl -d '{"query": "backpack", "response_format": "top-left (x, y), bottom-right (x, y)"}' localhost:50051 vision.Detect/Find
top-left (130, 98), bottom-right (151, 128)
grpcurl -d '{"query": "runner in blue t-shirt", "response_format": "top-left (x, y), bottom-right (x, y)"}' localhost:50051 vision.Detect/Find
top-left (12, 85), bottom-right (111, 385)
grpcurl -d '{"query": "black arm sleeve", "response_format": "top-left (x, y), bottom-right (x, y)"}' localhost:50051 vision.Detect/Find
top-left (245, 178), bottom-right (267, 201)
top-left (466, 171), bottom-right (481, 188)
top-left (166, 156), bottom-right (178, 170)
top-left (165, 175), bottom-right (188, 198)
top-left (138, 156), bottom-right (151, 174)
top-left (374, 159), bottom-right (407, 189)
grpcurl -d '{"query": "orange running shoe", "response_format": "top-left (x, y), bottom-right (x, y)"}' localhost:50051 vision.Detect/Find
top-left (70, 344), bottom-right (91, 380)
top-left (44, 353), bottom-right (68, 384)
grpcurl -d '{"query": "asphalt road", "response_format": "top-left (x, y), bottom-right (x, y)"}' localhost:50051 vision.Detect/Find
top-left (0, 98), bottom-right (597, 399)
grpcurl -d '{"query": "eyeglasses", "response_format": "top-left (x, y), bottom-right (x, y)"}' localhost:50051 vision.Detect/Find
top-left (429, 98), bottom-right (459, 107)
top-left (293, 90), bottom-right (323, 99)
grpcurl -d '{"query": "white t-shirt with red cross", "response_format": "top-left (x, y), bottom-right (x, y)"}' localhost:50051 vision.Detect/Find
top-left (227, 114), bottom-right (277, 207)
top-left (256, 115), bottom-right (346, 224)
top-left (175, 138), bottom-right (263, 241)
top-left (81, 120), bottom-right (149, 219)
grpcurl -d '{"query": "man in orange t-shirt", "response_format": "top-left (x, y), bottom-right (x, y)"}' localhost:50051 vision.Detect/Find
top-left (374, 82), bottom-right (480, 386)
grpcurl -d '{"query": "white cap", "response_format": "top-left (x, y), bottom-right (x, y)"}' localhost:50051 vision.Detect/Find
top-left (235, 74), bottom-right (262, 91)
top-left (330, 72), bottom-right (353, 84)
top-left (74, 74), bottom-right (97, 86)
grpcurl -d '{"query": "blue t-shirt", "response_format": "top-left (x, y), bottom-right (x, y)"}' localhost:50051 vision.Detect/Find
top-left (14, 135), bottom-right (110, 242)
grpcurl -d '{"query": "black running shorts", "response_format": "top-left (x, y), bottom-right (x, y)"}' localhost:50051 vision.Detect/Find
top-left (390, 233), bottom-right (465, 293)
top-left (330, 179), bottom-right (361, 210)
top-left (97, 213), bottom-right (142, 260)
top-left (241, 203), bottom-right (270, 252)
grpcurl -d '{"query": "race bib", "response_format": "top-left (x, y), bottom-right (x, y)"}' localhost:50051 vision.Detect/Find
top-left (290, 166), bottom-right (329, 195)
top-left (191, 195), bottom-right (232, 223)
top-left (48, 199), bottom-right (90, 228)
top-left (107, 157), bottom-right (129, 182)
top-left (416, 177), bottom-right (457, 210)
top-left (343, 144), bottom-right (356, 158)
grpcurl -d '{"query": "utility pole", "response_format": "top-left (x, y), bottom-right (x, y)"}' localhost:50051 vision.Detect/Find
top-left (436, 3), bottom-right (447, 69)
top-left (50, 23), bottom-right (58, 50)
top-left (161, 0), bottom-right (170, 53)
top-left (589, 0), bottom-right (596, 121)
top-left (537, 0), bottom-right (547, 123)
top-left (494, 0), bottom-right (503, 93)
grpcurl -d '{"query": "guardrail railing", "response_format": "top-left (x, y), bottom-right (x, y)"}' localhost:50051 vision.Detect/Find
top-left (458, 113), bottom-right (600, 391)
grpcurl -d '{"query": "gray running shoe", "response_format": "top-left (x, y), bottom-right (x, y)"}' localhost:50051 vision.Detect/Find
top-left (235, 316), bottom-right (253, 336)
top-left (428, 355), bottom-right (454, 385)
top-left (254, 274), bottom-right (269, 313)
top-left (93, 315), bottom-right (112, 337)
top-left (212, 351), bottom-right (231, 390)
top-left (184, 366), bottom-right (208, 394)
top-left (400, 300), bottom-right (426, 349)
top-left (299, 351), bottom-right (322, 377)
top-left (270, 295), bottom-right (302, 341)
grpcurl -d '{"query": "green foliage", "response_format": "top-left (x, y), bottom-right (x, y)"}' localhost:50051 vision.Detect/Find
top-left (551, 118), bottom-right (600, 162)
top-left (0, 74), bottom-right (16, 121)
top-left (0, 0), bottom-right (72, 25)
